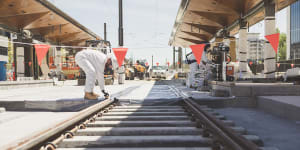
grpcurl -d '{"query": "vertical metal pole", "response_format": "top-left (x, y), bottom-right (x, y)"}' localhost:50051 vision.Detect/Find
top-left (119, 0), bottom-right (124, 47)
top-left (104, 23), bottom-right (107, 41)
top-left (104, 23), bottom-right (108, 54)
top-left (152, 55), bottom-right (154, 68)
top-left (173, 47), bottom-right (176, 69)
top-left (178, 47), bottom-right (182, 69)
top-left (256, 39), bottom-right (258, 74)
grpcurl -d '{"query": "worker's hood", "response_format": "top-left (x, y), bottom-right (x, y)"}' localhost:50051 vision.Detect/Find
top-left (105, 52), bottom-right (118, 70)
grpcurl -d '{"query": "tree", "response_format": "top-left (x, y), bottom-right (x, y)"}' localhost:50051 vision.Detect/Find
top-left (276, 28), bottom-right (287, 61)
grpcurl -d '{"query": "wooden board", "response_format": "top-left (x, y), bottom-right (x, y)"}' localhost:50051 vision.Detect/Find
top-left (171, 0), bottom-right (297, 47)
top-left (0, 0), bottom-right (100, 46)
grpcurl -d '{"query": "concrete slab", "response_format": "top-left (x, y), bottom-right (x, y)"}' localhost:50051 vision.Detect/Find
top-left (222, 120), bottom-right (235, 126)
top-left (0, 81), bottom-right (159, 111)
top-left (258, 96), bottom-right (300, 121)
top-left (243, 135), bottom-right (263, 146)
top-left (0, 111), bottom-right (76, 149)
top-left (57, 148), bottom-right (212, 150)
top-left (0, 80), bottom-right (54, 90)
top-left (109, 108), bottom-right (184, 112)
top-left (76, 127), bottom-right (202, 136)
top-left (231, 126), bottom-right (247, 134)
top-left (87, 121), bottom-right (196, 127)
top-left (216, 108), bottom-right (300, 150)
top-left (114, 106), bottom-right (182, 109)
top-left (211, 81), bottom-right (300, 97)
top-left (259, 96), bottom-right (300, 107)
top-left (58, 135), bottom-right (212, 148)
top-left (103, 112), bottom-right (187, 116)
top-left (96, 116), bottom-right (190, 121)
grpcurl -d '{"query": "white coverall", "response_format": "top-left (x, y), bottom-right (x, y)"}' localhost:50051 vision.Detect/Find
top-left (75, 49), bottom-right (108, 93)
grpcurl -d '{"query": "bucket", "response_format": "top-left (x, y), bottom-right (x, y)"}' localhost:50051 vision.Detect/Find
top-left (0, 61), bottom-right (7, 81)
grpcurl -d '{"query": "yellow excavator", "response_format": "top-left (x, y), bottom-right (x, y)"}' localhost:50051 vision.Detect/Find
top-left (125, 60), bottom-right (147, 80)
top-left (134, 60), bottom-right (146, 80)
top-left (125, 64), bottom-right (135, 80)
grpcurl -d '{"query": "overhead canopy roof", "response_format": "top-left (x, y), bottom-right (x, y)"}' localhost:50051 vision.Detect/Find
top-left (0, 0), bottom-right (101, 46)
top-left (169, 0), bottom-right (297, 48)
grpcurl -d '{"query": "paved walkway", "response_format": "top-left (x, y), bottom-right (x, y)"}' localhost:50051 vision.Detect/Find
top-left (0, 80), bottom-right (152, 101)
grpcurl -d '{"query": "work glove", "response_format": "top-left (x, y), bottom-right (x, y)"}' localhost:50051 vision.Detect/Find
top-left (102, 90), bottom-right (110, 98)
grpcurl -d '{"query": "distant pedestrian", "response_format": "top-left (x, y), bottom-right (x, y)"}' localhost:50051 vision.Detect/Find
top-left (75, 49), bottom-right (112, 100)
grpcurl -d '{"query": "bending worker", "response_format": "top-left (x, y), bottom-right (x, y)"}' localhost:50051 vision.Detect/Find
top-left (75, 49), bottom-right (112, 100)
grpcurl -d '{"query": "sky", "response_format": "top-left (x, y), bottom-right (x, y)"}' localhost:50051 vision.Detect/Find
top-left (49, 0), bottom-right (288, 65)
top-left (49, 0), bottom-right (181, 66)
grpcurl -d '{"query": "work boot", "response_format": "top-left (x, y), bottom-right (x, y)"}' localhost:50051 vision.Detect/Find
top-left (92, 92), bottom-right (100, 97)
top-left (84, 92), bottom-right (98, 100)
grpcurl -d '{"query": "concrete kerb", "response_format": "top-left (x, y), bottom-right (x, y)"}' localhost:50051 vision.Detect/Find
top-left (0, 80), bottom-right (54, 90)
top-left (193, 81), bottom-right (300, 122)
top-left (257, 96), bottom-right (300, 121)
top-left (211, 81), bottom-right (300, 97)
top-left (0, 99), bottom-right (101, 112)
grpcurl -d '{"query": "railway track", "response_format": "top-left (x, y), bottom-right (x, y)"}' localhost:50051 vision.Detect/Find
top-left (13, 97), bottom-right (277, 150)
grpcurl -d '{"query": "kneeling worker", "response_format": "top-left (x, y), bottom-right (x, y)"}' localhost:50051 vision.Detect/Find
top-left (75, 49), bottom-right (112, 100)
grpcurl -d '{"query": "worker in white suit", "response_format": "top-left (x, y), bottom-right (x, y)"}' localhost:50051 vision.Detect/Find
top-left (75, 49), bottom-right (112, 100)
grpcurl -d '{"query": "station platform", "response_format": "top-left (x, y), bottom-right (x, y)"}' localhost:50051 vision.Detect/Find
top-left (0, 80), bottom-right (158, 111)
top-left (0, 80), bottom-right (181, 111)
top-left (210, 81), bottom-right (300, 97)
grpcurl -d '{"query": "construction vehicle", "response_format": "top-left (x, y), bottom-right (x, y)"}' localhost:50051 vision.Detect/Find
top-left (134, 60), bottom-right (147, 80)
top-left (125, 64), bottom-right (135, 80)
top-left (125, 60), bottom-right (148, 80)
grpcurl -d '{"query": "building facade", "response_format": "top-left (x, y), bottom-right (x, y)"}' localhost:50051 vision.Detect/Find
top-left (288, 0), bottom-right (300, 59)
top-left (247, 33), bottom-right (265, 61)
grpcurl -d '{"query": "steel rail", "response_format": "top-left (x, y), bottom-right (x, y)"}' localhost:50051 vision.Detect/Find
top-left (5, 98), bottom-right (118, 150)
top-left (183, 98), bottom-right (260, 150)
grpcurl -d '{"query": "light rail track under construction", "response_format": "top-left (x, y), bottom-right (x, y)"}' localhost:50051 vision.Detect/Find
top-left (10, 95), bottom-right (278, 150)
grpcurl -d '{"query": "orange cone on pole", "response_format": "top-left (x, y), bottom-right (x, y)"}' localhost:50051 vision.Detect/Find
top-left (34, 44), bottom-right (51, 66)
top-left (112, 48), bottom-right (128, 67)
top-left (190, 44), bottom-right (206, 64)
top-left (265, 33), bottom-right (280, 54)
